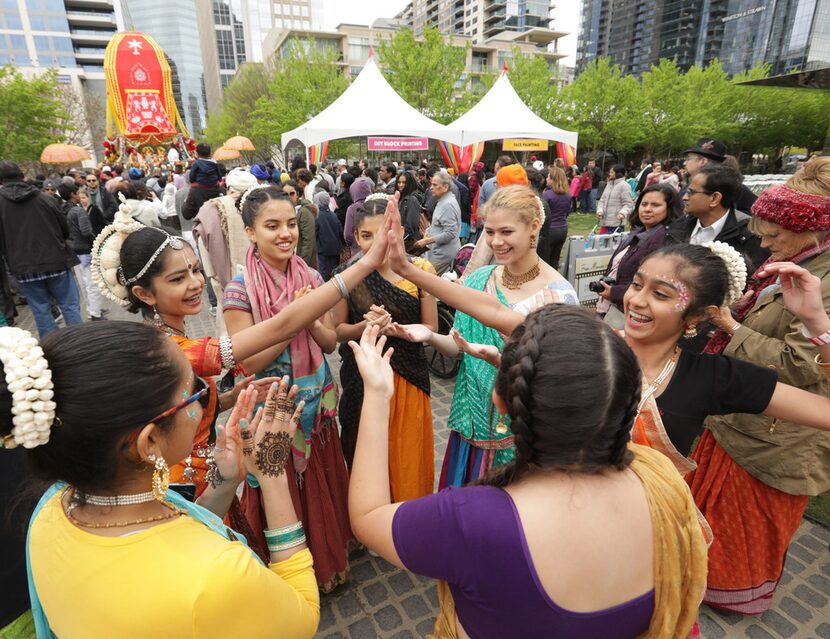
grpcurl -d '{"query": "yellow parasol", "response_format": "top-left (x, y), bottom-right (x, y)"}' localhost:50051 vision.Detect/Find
top-left (213, 146), bottom-right (241, 161)
top-left (224, 135), bottom-right (255, 151)
top-left (40, 144), bottom-right (91, 164)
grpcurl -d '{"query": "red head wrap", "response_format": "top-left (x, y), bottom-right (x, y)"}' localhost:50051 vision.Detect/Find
top-left (751, 185), bottom-right (830, 233)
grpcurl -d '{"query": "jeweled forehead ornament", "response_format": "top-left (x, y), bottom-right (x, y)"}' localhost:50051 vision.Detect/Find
top-left (118, 228), bottom-right (185, 286)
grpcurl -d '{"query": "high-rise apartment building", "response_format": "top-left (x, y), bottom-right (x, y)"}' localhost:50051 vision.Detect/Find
top-left (577, 0), bottom-right (830, 77)
top-left (0, 0), bottom-right (123, 78)
top-left (398, 0), bottom-right (558, 44)
top-left (196, 1), bottom-right (321, 115)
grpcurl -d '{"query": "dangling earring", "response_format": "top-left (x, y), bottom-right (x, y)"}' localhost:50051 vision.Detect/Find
top-left (529, 235), bottom-right (537, 249)
top-left (495, 414), bottom-right (509, 434)
top-left (151, 306), bottom-right (164, 329)
top-left (149, 454), bottom-right (170, 501)
top-left (182, 454), bottom-right (195, 482)
top-left (683, 324), bottom-right (698, 338)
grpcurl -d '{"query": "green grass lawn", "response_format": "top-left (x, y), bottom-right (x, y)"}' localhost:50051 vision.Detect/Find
top-left (567, 213), bottom-right (598, 237)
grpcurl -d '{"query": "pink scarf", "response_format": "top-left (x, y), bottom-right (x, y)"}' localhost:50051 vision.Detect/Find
top-left (244, 246), bottom-right (324, 386)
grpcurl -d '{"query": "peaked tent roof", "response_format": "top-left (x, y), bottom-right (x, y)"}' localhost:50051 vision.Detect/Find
top-left (281, 52), bottom-right (456, 149)
top-left (445, 67), bottom-right (578, 149)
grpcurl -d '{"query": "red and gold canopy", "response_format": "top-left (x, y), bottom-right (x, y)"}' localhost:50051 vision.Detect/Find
top-left (104, 32), bottom-right (188, 143)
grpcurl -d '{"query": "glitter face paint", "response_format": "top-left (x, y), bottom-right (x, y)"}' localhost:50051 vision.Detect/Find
top-left (638, 271), bottom-right (690, 313)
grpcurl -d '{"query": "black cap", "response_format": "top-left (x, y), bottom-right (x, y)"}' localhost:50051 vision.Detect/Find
top-left (683, 138), bottom-right (727, 162)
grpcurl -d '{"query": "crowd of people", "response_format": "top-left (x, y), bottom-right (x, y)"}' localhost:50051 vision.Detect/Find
top-left (1, 141), bottom-right (830, 639)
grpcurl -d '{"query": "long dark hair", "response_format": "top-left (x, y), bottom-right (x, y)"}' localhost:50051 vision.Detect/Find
top-left (397, 171), bottom-right (419, 199)
top-left (645, 244), bottom-right (730, 320)
top-left (480, 305), bottom-right (640, 488)
top-left (629, 183), bottom-right (683, 229)
top-left (0, 322), bottom-right (182, 494)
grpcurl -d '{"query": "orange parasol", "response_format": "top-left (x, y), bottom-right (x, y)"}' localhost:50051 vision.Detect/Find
top-left (224, 135), bottom-right (255, 151)
top-left (213, 146), bottom-right (241, 161)
top-left (40, 144), bottom-right (91, 164)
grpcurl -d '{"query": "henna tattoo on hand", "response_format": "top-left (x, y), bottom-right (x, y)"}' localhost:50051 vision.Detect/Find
top-left (255, 431), bottom-right (292, 478)
top-left (240, 427), bottom-right (254, 455)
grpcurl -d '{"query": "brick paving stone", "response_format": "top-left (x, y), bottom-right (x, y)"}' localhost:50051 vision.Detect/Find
top-left (388, 572), bottom-right (416, 597)
top-left (789, 543), bottom-right (818, 564)
top-left (817, 622), bottom-right (830, 639)
top-left (389, 631), bottom-right (414, 639)
top-left (400, 595), bottom-right (430, 621)
top-left (809, 574), bottom-right (830, 597)
top-left (347, 619), bottom-right (377, 639)
top-left (336, 592), bottom-right (362, 620)
top-left (362, 582), bottom-right (390, 608)
top-left (793, 583), bottom-right (829, 608)
top-left (698, 612), bottom-right (727, 639)
top-left (374, 605), bottom-right (403, 632)
top-left (777, 596), bottom-right (812, 624)
top-left (758, 609), bottom-right (798, 637)
top-left (799, 534), bottom-right (828, 554)
top-left (745, 625), bottom-right (777, 639)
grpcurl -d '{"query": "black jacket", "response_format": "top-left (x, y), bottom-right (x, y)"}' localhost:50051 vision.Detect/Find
top-left (65, 202), bottom-right (95, 254)
top-left (88, 185), bottom-right (118, 222)
top-left (666, 208), bottom-right (769, 275)
top-left (0, 181), bottom-right (79, 275)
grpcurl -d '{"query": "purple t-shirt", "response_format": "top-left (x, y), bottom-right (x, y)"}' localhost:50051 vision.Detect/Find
top-left (543, 190), bottom-right (572, 229)
top-left (392, 485), bottom-right (654, 638)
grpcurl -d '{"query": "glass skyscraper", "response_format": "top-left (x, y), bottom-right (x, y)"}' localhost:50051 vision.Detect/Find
top-left (577, 0), bottom-right (830, 77)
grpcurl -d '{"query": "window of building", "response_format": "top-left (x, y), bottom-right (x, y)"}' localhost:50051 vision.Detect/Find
top-left (348, 37), bottom-right (370, 61)
top-left (213, 1), bottom-right (231, 26)
top-left (215, 30), bottom-right (235, 70)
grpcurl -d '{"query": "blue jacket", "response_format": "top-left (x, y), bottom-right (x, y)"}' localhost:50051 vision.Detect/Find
top-left (316, 206), bottom-right (343, 256)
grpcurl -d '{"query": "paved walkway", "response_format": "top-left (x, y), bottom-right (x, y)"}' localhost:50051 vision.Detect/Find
top-left (17, 291), bottom-right (830, 638)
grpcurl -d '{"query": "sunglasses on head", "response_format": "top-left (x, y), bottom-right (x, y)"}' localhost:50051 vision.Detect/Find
top-left (149, 376), bottom-right (210, 424)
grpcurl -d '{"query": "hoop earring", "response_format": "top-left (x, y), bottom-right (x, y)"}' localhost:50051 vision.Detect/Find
top-left (529, 235), bottom-right (537, 249)
top-left (683, 324), bottom-right (698, 339)
top-left (149, 454), bottom-right (170, 501)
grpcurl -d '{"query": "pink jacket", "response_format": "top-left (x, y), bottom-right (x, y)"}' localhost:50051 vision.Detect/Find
top-left (569, 175), bottom-right (583, 198)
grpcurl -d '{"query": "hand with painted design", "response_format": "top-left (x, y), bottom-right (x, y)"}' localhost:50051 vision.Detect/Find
top-left (223, 375), bottom-right (282, 410)
top-left (245, 377), bottom-right (304, 481)
top-left (213, 385), bottom-right (256, 483)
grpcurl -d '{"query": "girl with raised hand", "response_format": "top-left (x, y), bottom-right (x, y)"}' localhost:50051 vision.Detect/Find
top-left (348, 318), bottom-right (707, 639)
top-left (222, 185), bottom-right (353, 592)
top-left (8, 322), bottom-right (320, 638)
top-left (332, 193), bottom-right (438, 501)
top-left (91, 193), bottom-right (390, 544)
top-left (384, 185), bottom-right (577, 487)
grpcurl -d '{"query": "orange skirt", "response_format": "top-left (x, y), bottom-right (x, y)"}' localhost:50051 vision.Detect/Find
top-left (687, 430), bottom-right (808, 614)
top-left (388, 373), bottom-right (435, 501)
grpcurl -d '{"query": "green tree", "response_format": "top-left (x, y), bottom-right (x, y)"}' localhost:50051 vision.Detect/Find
top-left (558, 57), bottom-right (645, 157)
top-left (204, 62), bottom-right (273, 162)
top-left (376, 27), bottom-right (470, 124)
top-left (0, 66), bottom-right (68, 163)
top-left (250, 39), bottom-right (349, 163)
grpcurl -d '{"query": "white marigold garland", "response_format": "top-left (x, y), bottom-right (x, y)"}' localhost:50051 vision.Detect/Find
top-left (0, 327), bottom-right (56, 449)
top-left (706, 241), bottom-right (748, 306)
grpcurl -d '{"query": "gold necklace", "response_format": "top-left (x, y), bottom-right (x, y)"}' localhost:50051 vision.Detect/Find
top-left (501, 259), bottom-right (541, 290)
top-left (144, 319), bottom-right (187, 338)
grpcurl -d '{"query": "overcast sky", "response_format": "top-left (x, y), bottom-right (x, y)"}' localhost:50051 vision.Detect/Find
top-left (319, 0), bottom-right (580, 67)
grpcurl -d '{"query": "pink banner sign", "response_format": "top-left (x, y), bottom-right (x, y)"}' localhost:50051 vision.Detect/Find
top-left (367, 136), bottom-right (429, 151)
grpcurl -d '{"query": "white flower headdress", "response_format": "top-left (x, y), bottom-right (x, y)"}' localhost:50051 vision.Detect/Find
top-left (705, 241), bottom-right (748, 306)
top-left (365, 193), bottom-right (391, 203)
top-left (0, 327), bottom-right (56, 449)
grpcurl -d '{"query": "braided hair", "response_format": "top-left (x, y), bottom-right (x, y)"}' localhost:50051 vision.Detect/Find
top-left (479, 305), bottom-right (640, 488)
top-left (237, 185), bottom-right (292, 227)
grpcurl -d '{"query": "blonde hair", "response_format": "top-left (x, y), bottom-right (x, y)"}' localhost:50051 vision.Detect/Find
top-left (549, 167), bottom-right (569, 195)
top-left (787, 156), bottom-right (830, 196)
top-left (481, 185), bottom-right (542, 226)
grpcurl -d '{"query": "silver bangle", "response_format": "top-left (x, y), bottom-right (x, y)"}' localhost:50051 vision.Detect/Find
top-left (333, 273), bottom-right (349, 300)
top-left (219, 335), bottom-right (236, 369)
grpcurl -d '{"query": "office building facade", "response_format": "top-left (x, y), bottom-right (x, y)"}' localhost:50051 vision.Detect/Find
top-left (577, 0), bottom-right (830, 77)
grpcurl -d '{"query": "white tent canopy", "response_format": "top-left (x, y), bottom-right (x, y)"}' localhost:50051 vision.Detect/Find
top-left (445, 68), bottom-right (578, 149)
top-left (281, 52), bottom-right (455, 149)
